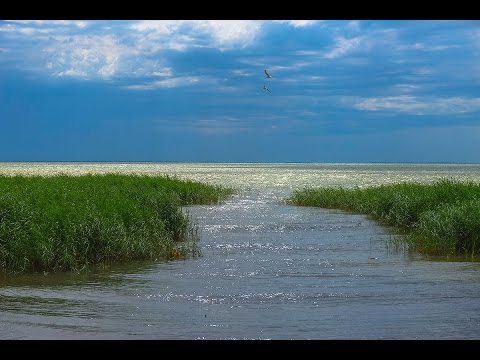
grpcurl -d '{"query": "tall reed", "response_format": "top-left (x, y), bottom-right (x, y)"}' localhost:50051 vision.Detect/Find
top-left (0, 174), bottom-right (234, 273)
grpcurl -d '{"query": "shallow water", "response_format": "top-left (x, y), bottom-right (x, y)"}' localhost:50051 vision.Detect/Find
top-left (1, 163), bottom-right (480, 339)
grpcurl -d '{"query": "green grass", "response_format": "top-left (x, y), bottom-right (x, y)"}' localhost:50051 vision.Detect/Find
top-left (287, 179), bottom-right (480, 259)
top-left (0, 174), bottom-right (234, 273)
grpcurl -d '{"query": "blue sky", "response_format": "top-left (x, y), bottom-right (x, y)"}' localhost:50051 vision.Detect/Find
top-left (1, 20), bottom-right (480, 163)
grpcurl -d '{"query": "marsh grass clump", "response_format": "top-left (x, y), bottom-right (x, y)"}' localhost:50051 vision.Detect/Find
top-left (287, 179), bottom-right (480, 259)
top-left (411, 199), bottom-right (480, 257)
top-left (0, 174), bottom-right (234, 273)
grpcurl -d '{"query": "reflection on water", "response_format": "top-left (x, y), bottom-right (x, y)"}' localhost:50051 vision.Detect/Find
top-left (1, 163), bottom-right (480, 339)
top-left (2, 162), bottom-right (480, 191)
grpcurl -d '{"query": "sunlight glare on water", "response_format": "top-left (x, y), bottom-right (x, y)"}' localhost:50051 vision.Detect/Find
top-left (3, 162), bottom-right (480, 191)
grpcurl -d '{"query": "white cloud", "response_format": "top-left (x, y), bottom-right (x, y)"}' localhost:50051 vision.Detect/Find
top-left (0, 24), bottom-right (53, 35)
top-left (125, 57), bottom-right (173, 78)
top-left (347, 21), bottom-right (361, 32)
top-left (196, 20), bottom-right (261, 48)
top-left (404, 42), bottom-right (459, 52)
top-left (125, 76), bottom-right (201, 90)
top-left (231, 69), bottom-right (255, 77)
top-left (152, 68), bottom-right (173, 77)
top-left (324, 36), bottom-right (365, 59)
top-left (0, 21), bottom-right (89, 38)
top-left (129, 20), bottom-right (262, 51)
top-left (129, 20), bottom-right (317, 51)
top-left (57, 68), bottom-right (88, 78)
top-left (273, 20), bottom-right (319, 28)
top-left (352, 95), bottom-right (480, 115)
top-left (281, 74), bottom-right (326, 84)
top-left (394, 84), bottom-right (420, 92)
top-left (5, 20), bottom-right (89, 28)
top-left (294, 50), bottom-right (323, 56)
top-left (129, 20), bottom-right (184, 34)
top-left (0, 19), bottom-right (331, 82)
top-left (3, 20), bottom-right (240, 83)
top-left (237, 57), bottom-right (314, 74)
top-left (413, 67), bottom-right (433, 75)
top-left (44, 35), bottom-right (133, 79)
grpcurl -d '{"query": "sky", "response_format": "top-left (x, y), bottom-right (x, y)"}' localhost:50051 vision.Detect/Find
top-left (1, 20), bottom-right (480, 163)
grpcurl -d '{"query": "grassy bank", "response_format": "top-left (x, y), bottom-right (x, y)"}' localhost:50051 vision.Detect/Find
top-left (0, 174), bottom-right (234, 273)
top-left (287, 179), bottom-right (480, 259)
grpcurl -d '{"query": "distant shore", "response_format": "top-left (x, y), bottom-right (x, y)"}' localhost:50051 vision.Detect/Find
top-left (0, 174), bottom-right (234, 273)
top-left (287, 179), bottom-right (480, 260)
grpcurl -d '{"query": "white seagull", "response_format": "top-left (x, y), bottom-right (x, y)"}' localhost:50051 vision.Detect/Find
top-left (263, 84), bottom-right (271, 93)
top-left (264, 69), bottom-right (273, 78)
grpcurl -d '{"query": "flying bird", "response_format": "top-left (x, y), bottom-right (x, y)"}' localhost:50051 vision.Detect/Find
top-left (264, 69), bottom-right (273, 78)
top-left (263, 84), bottom-right (271, 93)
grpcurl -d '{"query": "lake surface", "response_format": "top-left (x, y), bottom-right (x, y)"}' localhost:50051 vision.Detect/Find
top-left (1, 162), bottom-right (480, 339)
